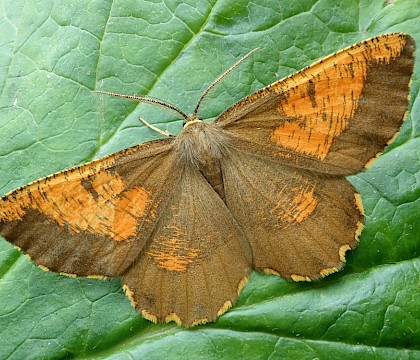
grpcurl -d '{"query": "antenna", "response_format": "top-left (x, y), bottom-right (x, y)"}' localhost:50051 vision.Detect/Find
top-left (95, 48), bottom-right (259, 123)
top-left (193, 48), bottom-right (259, 116)
top-left (93, 91), bottom-right (190, 121)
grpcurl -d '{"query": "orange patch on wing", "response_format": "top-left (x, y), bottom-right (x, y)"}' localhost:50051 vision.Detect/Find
top-left (112, 187), bottom-right (152, 240)
top-left (274, 180), bottom-right (318, 224)
top-left (283, 184), bottom-right (317, 223)
top-left (0, 170), bottom-right (151, 241)
top-left (147, 226), bottom-right (201, 272)
top-left (270, 36), bottom-right (407, 160)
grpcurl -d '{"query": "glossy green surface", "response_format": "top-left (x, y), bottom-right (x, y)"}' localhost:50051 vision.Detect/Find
top-left (0, 0), bottom-right (419, 358)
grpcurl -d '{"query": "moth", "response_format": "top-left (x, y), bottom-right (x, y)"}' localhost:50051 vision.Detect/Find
top-left (0, 33), bottom-right (415, 326)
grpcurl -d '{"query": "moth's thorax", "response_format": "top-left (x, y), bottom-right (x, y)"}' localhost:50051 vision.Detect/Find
top-left (174, 120), bottom-right (228, 199)
top-left (174, 120), bottom-right (228, 166)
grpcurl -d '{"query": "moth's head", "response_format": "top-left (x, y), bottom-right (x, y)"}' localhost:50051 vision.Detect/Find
top-left (183, 114), bottom-right (203, 128)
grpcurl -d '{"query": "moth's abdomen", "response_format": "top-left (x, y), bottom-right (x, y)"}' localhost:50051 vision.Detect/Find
top-left (174, 122), bottom-right (228, 200)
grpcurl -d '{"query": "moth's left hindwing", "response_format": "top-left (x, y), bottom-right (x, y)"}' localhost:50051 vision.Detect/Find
top-left (220, 146), bottom-right (362, 280)
top-left (0, 139), bottom-right (178, 277)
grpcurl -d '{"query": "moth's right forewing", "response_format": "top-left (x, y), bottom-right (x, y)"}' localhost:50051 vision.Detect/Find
top-left (0, 138), bottom-right (180, 277)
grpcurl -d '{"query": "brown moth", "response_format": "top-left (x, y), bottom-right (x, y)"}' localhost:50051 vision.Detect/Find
top-left (0, 33), bottom-right (415, 326)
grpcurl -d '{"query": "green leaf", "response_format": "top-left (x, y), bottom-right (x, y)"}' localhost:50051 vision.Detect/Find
top-left (0, 0), bottom-right (419, 359)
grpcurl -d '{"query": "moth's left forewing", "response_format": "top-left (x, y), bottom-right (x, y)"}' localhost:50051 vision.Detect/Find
top-left (0, 139), bottom-right (179, 277)
top-left (217, 33), bottom-right (415, 175)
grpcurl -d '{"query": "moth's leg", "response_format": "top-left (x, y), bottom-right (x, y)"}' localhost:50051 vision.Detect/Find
top-left (139, 117), bottom-right (175, 137)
